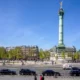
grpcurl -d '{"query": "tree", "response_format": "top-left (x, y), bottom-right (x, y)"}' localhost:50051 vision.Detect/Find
top-left (7, 49), bottom-right (15, 60)
top-left (61, 51), bottom-right (65, 59)
top-left (7, 51), bottom-right (12, 60)
top-left (76, 50), bottom-right (80, 60)
top-left (0, 47), bottom-right (7, 65)
top-left (0, 47), bottom-right (6, 59)
top-left (7, 47), bottom-right (22, 60)
top-left (67, 52), bottom-right (73, 57)
top-left (39, 49), bottom-right (45, 60)
top-left (14, 47), bottom-right (22, 60)
top-left (44, 51), bottom-right (50, 60)
top-left (73, 52), bottom-right (79, 61)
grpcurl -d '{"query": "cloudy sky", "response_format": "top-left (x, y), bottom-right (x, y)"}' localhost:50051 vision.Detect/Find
top-left (0, 0), bottom-right (80, 50)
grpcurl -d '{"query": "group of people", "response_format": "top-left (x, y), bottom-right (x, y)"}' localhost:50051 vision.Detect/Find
top-left (34, 73), bottom-right (58, 80)
top-left (34, 75), bottom-right (44, 80)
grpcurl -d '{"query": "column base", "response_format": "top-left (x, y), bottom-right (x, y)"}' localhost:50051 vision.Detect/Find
top-left (58, 44), bottom-right (65, 48)
top-left (57, 44), bottom-right (65, 53)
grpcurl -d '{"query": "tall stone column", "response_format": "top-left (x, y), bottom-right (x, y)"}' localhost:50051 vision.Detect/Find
top-left (58, 2), bottom-right (65, 47)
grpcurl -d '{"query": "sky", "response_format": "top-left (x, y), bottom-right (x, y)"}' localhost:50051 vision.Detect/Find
top-left (0, 0), bottom-right (80, 50)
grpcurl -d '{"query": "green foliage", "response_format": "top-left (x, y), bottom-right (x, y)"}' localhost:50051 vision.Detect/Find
top-left (39, 49), bottom-right (50, 60)
top-left (0, 47), bottom-right (6, 59)
top-left (39, 49), bottom-right (45, 59)
top-left (44, 51), bottom-right (50, 59)
top-left (73, 52), bottom-right (79, 60)
top-left (15, 47), bottom-right (22, 60)
top-left (67, 53), bottom-right (73, 57)
top-left (7, 47), bottom-right (22, 60)
top-left (7, 49), bottom-right (14, 59)
top-left (61, 51), bottom-right (65, 59)
top-left (0, 46), bottom-right (39, 60)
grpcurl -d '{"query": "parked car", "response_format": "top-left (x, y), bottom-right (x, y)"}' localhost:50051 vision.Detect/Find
top-left (71, 67), bottom-right (79, 70)
top-left (69, 67), bottom-right (80, 76)
top-left (63, 63), bottom-right (72, 70)
top-left (42, 70), bottom-right (61, 76)
top-left (0, 69), bottom-right (16, 75)
top-left (70, 69), bottom-right (80, 76)
top-left (19, 69), bottom-right (36, 75)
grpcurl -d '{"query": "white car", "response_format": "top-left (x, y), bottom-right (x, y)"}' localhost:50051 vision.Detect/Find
top-left (63, 63), bottom-right (72, 70)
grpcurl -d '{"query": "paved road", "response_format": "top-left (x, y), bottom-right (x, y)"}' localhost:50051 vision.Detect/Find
top-left (0, 64), bottom-right (80, 75)
top-left (0, 65), bottom-right (80, 80)
top-left (0, 76), bottom-right (80, 80)
top-left (0, 65), bottom-right (72, 76)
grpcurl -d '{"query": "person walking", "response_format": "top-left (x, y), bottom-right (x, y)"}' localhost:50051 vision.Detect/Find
top-left (34, 75), bottom-right (37, 80)
top-left (42, 75), bottom-right (44, 80)
top-left (54, 72), bottom-right (57, 78)
top-left (40, 75), bottom-right (42, 80)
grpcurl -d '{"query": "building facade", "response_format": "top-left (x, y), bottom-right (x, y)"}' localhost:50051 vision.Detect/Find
top-left (20, 45), bottom-right (39, 60)
top-left (5, 45), bottom-right (39, 60)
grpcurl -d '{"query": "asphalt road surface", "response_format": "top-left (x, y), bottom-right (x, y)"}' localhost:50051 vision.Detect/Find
top-left (0, 65), bottom-right (80, 80)
top-left (0, 65), bottom-right (77, 76)
top-left (0, 76), bottom-right (80, 80)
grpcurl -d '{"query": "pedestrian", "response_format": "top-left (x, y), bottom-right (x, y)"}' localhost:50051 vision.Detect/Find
top-left (34, 75), bottom-right (37, 80)
top-left (42, 75), bottom-right (44, 80)
top-left (40, 75), bottom-right (42, 80)
top-left (54, 72), bottom-right (57, 78)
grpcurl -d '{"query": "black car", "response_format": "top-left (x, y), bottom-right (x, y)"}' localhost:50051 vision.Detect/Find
top-left (71, 67), bottom-right (79, 70)
top-left (70, 67), bottom-right (80, 76)
top-left (19, 69), bottom-right (36, 75)
top-left (70, 70), bottom-right (80, 76)
top-left (42, 70), bottom-right (61, 76)
top-left (0, 69), bottom-right (16, 75)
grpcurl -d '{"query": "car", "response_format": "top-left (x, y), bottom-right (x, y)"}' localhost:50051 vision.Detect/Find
top-left (70, 70), bottom-right (80, 76)
top-left (71, 67), bottom-right (79, 70)
top-left (63, 63), bottom-right (72, 70)
top-left (42, 70), bottom-right (61, 76)
top-left (69, 69), bottom-right (80, 76)
top-left (69, 67), bottom-right (80, 76)
top-left (19, 69), bottom-right (36, 75)
top-left (0, 69), bottom-right (16, 75)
